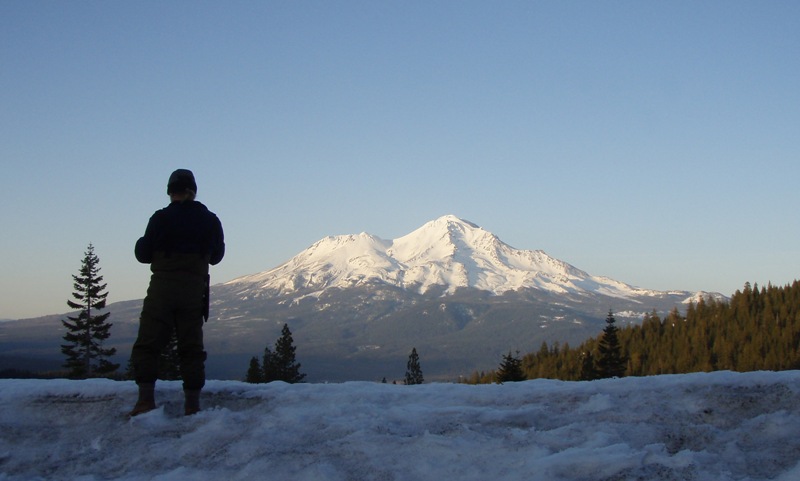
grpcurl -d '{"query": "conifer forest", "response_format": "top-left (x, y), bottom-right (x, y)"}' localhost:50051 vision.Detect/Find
top-left (466, 281), bottom-right (800, 383)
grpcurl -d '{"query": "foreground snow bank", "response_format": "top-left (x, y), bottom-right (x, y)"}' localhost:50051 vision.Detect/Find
top-left (1, 371), bottom-right (799, 481)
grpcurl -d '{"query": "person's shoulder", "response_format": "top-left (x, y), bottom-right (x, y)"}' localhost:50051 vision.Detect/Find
top-left (191, 200), bottom-right (211, 212)
top-left (191, 201), bottom-right (220, 219)
top-left (150, 204), bottom-right (172, 218)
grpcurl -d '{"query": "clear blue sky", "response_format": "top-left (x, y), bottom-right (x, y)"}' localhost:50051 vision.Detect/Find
top-left (2, 1), bottom-right (798, 319)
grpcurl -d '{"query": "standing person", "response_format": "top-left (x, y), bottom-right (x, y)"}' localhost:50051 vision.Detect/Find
top-left (129, 169), bottom-right (225, 417)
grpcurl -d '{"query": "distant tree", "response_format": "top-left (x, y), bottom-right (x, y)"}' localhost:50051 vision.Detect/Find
top-left (579, 351), bottom-right (598, 381)
top-left (468, 281), bottom-right (800, 381)
top-left (496, 351), bottom-right (526, 383)
top-left (596, 310), bottom-right (627, 378)
top-left (262, 347), bottom-right (278, 382)
top-left (461, 370), bottom-right (496, 384)
top-left (404, 347), bottom-right (424, 385)
top-left (61, 244), bottom-right (119, 378)
top-left (262, 324), bottom-right (306, 383)
top-left (245, 356), bottom-right (264, 383)
top-left (0, 369), bottom-right (40, 379)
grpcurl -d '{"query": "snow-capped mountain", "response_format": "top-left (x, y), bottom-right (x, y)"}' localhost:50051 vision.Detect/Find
top-left (183, 215), bottom-right (726, 381)
top-left (0, 216), bottom-right (727, 382)
top-left (225, 215), bottom-right (702, 303)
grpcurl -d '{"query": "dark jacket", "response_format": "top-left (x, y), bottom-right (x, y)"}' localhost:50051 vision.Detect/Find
top-left (135, 200), bottom-right (225, 278)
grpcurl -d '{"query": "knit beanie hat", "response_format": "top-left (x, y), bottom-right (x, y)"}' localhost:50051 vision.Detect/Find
top-left (167, 169), bottom-right (197, 195)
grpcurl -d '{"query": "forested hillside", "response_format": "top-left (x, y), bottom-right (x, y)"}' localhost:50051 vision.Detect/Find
top-left (466, 281), bottom-right (800, 383)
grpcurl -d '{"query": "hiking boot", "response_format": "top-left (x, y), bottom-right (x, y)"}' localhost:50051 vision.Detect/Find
top-left (184, 389), bottom-right (201, 416)
top-left (128, 383), bottom-right (156, 417)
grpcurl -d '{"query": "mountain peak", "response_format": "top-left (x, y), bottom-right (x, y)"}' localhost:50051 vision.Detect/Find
top-left (389, 215), bottom-right (493, 261)
top-left (415, 215), bottom-right (485, 240)
top-left (427, 214), bottom-right (480, 228)
top-left (226, 215), bottom-right (697, 302)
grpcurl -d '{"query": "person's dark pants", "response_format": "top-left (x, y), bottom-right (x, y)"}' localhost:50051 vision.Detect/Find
top-left (131, 275), bottom-right (207, 391)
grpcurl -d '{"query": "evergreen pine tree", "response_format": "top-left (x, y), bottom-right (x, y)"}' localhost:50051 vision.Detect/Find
top-left (579, 351), bottom-right (598, 381)
top-left (60, 244), bottom-right (119, 378)
top-left (468, 280), bottom-right (800, 382)
top-left (262, 346), bottom-right (279, 382)
top-left (404, 347), bottom-right (424, 385)
top-left (245, 356), bottom-right (263, 383)
top-left (496, 351), bottom-right (526, 383)
top-left (596, 310), bottom-right (627, 378)
top-left (262, 324), bottom-right (306, 383)
top-left (275, 323), bottom-right (306, 383)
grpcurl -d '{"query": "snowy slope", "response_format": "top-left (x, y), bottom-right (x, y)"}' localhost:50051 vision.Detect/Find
top-left (1, 371), bottom-right (799, 480)
top-left (226, 215), bottom-right (705, 302)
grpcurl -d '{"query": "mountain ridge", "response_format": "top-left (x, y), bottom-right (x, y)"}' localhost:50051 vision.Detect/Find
top-left (0, 215), bottom-right (727, 381)
top-left (225, 214), bottom-right (716, 304)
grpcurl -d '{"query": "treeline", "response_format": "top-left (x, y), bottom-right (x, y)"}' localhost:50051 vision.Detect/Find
top-left (245, 324), bottom-right (306, 384)
top-left (466, 281), bottom-right (800, 383)
top-left (242, 325), bottom-right (427, 385)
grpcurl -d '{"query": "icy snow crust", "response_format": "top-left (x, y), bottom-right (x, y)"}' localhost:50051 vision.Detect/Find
top-left (228, 215), bottom-right (693, 301)
top-left (1, 371), bottom-right (799, 480)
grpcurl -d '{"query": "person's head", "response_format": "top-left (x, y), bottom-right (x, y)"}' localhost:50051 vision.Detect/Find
top-left (167, 169), bottom-right (197, 202)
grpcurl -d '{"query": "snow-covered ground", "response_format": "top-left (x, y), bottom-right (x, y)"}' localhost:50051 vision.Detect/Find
top-left (1, 371), bottom-right (799, 481)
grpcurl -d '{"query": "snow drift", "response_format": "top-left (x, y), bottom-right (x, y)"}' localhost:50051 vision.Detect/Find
top-left (1, 371), bottom-right (799, 480)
